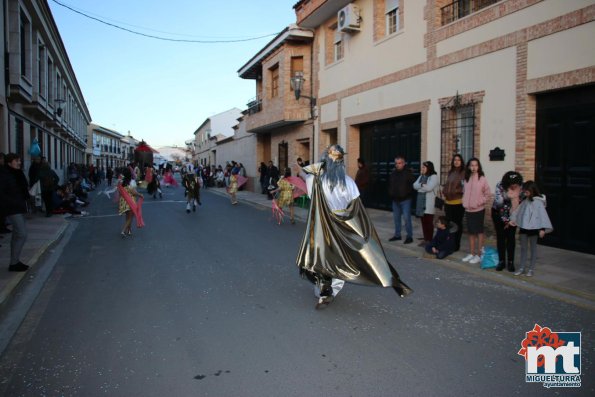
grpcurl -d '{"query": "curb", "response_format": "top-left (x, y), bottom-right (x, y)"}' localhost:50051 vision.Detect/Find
top-left (0, 220), bottom-right (70, 309)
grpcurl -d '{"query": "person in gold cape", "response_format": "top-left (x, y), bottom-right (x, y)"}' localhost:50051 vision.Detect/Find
top-left (297, 145), bottom-right (412, 309)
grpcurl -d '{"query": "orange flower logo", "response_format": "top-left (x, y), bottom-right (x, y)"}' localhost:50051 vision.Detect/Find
top-left (518, 324), bottom-right (566, 367)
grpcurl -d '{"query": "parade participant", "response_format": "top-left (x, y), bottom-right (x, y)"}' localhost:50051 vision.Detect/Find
top-left (297, 145), bottom-right (412, 309)
top-left (183, 171), bottom-right (201, 213)
top-left (163, 167), bottom-right (178, 187)
top-left (228, 168), bottom-right (239, 205)
top-left (118, 169), bottom-right (144, 238)
top-left (270, 168), bottom-right (296, 224)
top-left (146, 165), bottom-right (162, 199)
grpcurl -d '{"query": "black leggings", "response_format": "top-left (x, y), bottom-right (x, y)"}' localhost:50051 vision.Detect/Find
top-left (491, 210), bottom-right (517, 264)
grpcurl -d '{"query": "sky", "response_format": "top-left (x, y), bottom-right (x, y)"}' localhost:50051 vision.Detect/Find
top-left (47, 0), bottom-right (299, 148)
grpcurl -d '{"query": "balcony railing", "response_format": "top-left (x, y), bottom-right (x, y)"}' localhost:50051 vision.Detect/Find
top-left (441, 0), bottom-right (500, 25)
top-left (246, 95), bottom-right (262, 115)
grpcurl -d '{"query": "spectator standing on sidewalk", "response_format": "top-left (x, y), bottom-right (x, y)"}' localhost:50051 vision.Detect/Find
top-left (510, 181), bottom-right (553, 277)
top-left (38, 159), bottom-right (59, 217)
top-left (355, 158), bottom-right (370, 203)
top-left (491, 171), bottom-right (523, 272)
top-left (28, 156), bottom-right (42, 188)
top-left (413, 161), bottom-right (439, 246)
top-left (388, 155), bottom-right (416, 244)
top-left (442, 154), bottom-right (466, 251)
top-left (0, 153), bottom-right (30, 272)
top-left (258, 162), bottom-right (268, 194)
top-left (461, 158), bottom-right (491, 265)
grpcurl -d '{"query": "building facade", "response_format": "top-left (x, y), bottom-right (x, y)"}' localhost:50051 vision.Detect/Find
top-left (1, 0), bottom-right (90, 181)
top-left (293, 0), bottom-right (595, 254)
top-left (238, 25), bottom-right (315, 175)
top-left (193, 108), bottom-right (243, 167)
top-left (86, 123), bottom-right (125, 170)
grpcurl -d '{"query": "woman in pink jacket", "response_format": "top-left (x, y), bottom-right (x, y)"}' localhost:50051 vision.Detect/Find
top-left (462, 158), bottom-right (491, 264)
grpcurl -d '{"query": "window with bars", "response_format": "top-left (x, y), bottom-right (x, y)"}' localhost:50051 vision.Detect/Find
top-left (440, 103), bottom-right (476, 181)
top-left (440, 0), bottom-right (501, 26)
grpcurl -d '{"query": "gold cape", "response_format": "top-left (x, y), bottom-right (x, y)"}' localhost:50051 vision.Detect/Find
top-left (296, 164), bottom-right (412, 296)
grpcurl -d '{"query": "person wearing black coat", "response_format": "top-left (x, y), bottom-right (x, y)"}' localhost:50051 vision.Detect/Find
top-left (425, 216), bottom-right (457, 259)
top-left (0, 153), bottom-right (30, 272)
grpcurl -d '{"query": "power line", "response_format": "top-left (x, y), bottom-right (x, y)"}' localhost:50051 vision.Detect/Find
top-left (50, 0), bottom-right (281, 43)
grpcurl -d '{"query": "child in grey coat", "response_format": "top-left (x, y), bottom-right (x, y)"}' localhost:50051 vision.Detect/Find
top-left (510, 181), bottom-right (553, 277)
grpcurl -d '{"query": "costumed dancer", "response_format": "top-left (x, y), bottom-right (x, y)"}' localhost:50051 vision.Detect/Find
top-left (271, 168), bottom-right (296, 224)
top-left (228, 169), bottom-right (239, 205)
top-left (163, 168), bottom-right (178, 187)
top-left (118, 169), bottom-right (144, 238)
top-left (297, 145), bottom-right (412, 309)
top-left (182, 172), bottom-right (201, 213)
top-left (147, 167), bottom-right (163, 199)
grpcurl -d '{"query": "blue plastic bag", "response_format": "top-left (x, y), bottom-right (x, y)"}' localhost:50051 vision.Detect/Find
top-left (480, 246), bottom-right (499, 269)
top-left (29, 138), bottom-right (41, 157)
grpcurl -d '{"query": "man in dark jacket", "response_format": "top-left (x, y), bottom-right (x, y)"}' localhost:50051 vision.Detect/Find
top-left (388, 155), bottom-right (416, 244)
top-left (0, 153), bottom-right (30, 271)
top-left (38, 159), bottom-right (59, 217)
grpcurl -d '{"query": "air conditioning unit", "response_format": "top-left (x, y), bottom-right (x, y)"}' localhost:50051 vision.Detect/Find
top-left (338, 4), bottom-right (360, 33)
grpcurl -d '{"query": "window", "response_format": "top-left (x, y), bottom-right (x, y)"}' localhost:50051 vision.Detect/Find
top-left (441, 0), bottom-right (501, 26)
top-left (386, 0), bottom-right (399, 35)
top-left (15, 119), bottom-right (24, 160)
top-left (290, 56), bottom-right (303, 91)
top-left (270, 64), bottom-right (279, 98)
top-left (47, 57), bottom-right (54, 103)
top-left (440, 102), bottom-right (476, 181)
top-left (38, 41), bottom-right (47, 98)
top-left (20, 11), bottom-right (31, 79)
top-left (334, 31), bottom-right (344, 62)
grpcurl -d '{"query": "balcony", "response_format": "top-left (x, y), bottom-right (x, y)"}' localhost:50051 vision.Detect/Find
top-left (244, 94), bottom-right (311, 134)
top-left (247, 95), bottom-right (262, 115)
top-left (440, 0), bottom-right (501, 26)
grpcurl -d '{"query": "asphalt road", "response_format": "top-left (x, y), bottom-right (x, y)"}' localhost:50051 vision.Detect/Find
top-left (0, 182), bottom-right (593, 396)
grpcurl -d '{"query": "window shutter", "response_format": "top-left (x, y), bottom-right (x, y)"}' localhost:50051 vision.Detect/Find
top-left (334, 31), bottom-right (342, 43)
top-left (385, 0), bottom-right (399, 14)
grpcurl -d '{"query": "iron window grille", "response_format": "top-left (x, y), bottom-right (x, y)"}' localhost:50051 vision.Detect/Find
top-left (440, 0), bottom-right (501, 26)
top-left (440, 100), bottom-right (476, 182)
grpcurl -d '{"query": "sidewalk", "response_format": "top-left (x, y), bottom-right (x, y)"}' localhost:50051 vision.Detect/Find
top-left (0, 213), bottom-right (69, 308)
top-left (211, 186), bottom-right (595, 310)
top-left (1, 188), bottom-right (593, 311)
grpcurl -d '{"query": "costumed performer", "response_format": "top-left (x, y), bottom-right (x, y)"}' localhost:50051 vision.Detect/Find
top-left (183, 172), bottom-right (201, 213)
top-left (271, 168), bottom-right (296, 224)
top-left (228, 168), bottom-right (239, 205)
top-left (297, 144), bottom-right (412, 309)
top-left (147, 167), bottom-right (163, 199)
top-left (163, 168), bottom-right (178, 187)
top-left (118, 169), bottom-right (144, 238)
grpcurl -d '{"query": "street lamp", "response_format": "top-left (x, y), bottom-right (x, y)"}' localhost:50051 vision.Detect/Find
top-left (55, 99), bottom-right (66, 117)
top-left (290, 73), bottom-right (316, 106)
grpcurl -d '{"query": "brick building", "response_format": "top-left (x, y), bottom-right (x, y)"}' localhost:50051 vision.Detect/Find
top-left (292, 0), bottom-right (595, 254)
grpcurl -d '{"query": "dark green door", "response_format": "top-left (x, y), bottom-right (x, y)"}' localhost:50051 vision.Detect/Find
top-left (360, 114), bottom-right (421, 210)
top-left (536, 85), bottom-right (595, 254)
